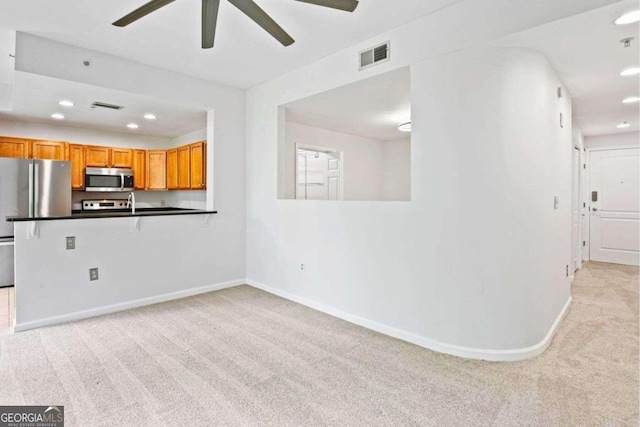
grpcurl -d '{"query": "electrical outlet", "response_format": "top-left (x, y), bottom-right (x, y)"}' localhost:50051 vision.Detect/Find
top-left (89, 268), bottom-right (99, 281)
top-left (66, 236), bottom-right (75, 250)
top-left (300, 263), bottom-right (305, 271)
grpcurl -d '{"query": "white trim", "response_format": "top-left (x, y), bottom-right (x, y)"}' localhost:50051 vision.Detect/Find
top-left (586, 144), bottom-right (638, 152)
top-left (246, 278), bottom-right (572, 362)
top-left (13, 279), bottom-right (245, 332)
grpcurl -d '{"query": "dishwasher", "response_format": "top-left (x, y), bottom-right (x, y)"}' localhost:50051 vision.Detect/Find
top-left (0, 238), bottom-right (14, 288)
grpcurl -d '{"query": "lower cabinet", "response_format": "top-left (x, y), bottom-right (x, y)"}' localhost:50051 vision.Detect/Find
top-left (146, 150), bottom-right (167, 190)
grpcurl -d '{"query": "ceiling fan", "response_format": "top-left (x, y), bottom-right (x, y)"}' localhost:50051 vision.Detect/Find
top-left (113, 0), bottom-right (359, 49)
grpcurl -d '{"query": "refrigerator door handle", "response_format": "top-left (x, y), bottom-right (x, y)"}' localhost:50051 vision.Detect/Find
top-left (33, 161), bottom-right (40, 217)
top-left (28, 161), bottom-right (34, 217)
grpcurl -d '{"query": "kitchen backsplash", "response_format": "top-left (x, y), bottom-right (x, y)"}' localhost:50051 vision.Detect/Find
top-left (71, 190), bottom-right (206, 210)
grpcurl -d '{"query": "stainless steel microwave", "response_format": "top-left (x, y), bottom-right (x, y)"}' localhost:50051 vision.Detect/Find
top-left (85, 167), bottom-right (134, 192)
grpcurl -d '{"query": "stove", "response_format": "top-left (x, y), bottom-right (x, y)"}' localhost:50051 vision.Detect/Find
top-left (82, 199), bottom-right (129, 211)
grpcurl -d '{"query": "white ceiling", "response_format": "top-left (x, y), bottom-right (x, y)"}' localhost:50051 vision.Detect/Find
top-left (0, 71), bottom-right (206, 137)
top-left (285, 66), bottom-right (410, 141)
top-left (493, 0), bottom-right (639, 136)
top-left (0, 0), bottom-right (459, 89)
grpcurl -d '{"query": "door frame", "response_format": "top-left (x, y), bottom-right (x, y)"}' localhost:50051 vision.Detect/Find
top-left (294, 143), bottom-right (344, 200)
top-left (584, 144), bottom-right (639, 262)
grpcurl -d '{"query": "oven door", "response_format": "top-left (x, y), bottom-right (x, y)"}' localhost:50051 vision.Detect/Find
top-left (85, 168), bottom-right (134, 192)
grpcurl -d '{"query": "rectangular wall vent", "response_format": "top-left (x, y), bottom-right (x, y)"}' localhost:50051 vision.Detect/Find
top-left (91, 102), bottom-right (124, 110)
top-left (359, 42), bottom-right (390, 71)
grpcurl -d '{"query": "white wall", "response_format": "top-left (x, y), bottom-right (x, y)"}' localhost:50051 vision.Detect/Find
top-left (584, 131), bottom-right (639, 148)
top-left (285, 122), bottom-right (384, 200)
top-left (0, 117), bottom-right (171, 148)
top-left (246, 46), bottom-right (573, 360)
top-left (284, 123), bottom-right (410, 201)
top-left (381, 138), bottom-right (411, 201)
top-left (13, 215), bottom-right (240, 330)
top-left (12, 34), bottom-right (246, 327)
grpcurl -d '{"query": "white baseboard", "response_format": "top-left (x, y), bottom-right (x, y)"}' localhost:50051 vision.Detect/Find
top-left (13, 279), bottom-right (245, 333)
top-left (246, 279), bottom-right (572, 362)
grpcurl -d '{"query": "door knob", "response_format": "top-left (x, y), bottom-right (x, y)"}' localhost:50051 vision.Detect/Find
top-left (592, 207), bottom-right (598, 212)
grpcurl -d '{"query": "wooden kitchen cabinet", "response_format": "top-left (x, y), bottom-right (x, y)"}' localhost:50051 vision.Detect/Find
top-left (177, 145), bottom-right (191, 189)
top-left (111, 147), bottom-right (133, 168)
top-left (146, 150), bottom-right (167, 190)
top-left (166, 148), bottom-right (178, 190)
top-left (69, 144), bottom-right (85, 190)
top-left (0, 137), bottom-right (31, 158)
top-left (190, 141), bottom-right (206, 190)
top-left (132, 149), bottom-right (146, 190)
top-left (31, 140), bottom-right (69, 161)
top-left (84, 146), bottom-right (111, 167)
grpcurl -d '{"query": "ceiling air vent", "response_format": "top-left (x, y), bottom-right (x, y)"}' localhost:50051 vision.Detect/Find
top-left (359, 41), bottom-right (390, 71)
top-left (91, 102), bottom-right (124, 110)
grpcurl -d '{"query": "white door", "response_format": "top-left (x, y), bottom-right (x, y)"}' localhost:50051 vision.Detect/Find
top-left (571, 147), bottom-right (580, 274)
top-left (589, 148), bottom-right (640, 266)
top-left (326, 152), bottom-right (343, 201)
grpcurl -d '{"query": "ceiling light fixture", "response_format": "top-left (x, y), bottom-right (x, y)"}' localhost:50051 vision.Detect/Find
top-left (615, 10), bottom-right (640, 25)
top-left (623, 96), bottom-right (640, 104)
top-left (144, 113), bottom-right (156, 120)
top-left (127, 123), bottom-right (139, 129)
top-left (620, 67), bottom-right (640, 76)
top-left (398, 121), bottom-right (412, 132)
top-left (58, 100), bottom-right (74, 107)
top-left (51, 113), bottom-right (65, 120)
top-left (616, 122), bottom-right (631, 128)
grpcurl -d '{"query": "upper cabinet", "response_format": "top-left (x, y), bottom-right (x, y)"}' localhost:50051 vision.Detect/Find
top-left (190, 141), bottom-right (206, 190)
top-left (133, 150), bottom-right (146, 190)
top-left (0, 136), bottom-right (207, 193)
top-left (0, 137), bottom-right (31, 159)
top-left (31, 140), bottom-right (68, 160)
top-left (111, 148), bottom-right (133, 168)
top-left (178, 145), bottom-right (191, 190)
top-left (166, 148), bottom-right (178, 190)
top-left (84, 146), bottom-right (111, 168)
top-left (146, 150), bottom-right (167, 191)
top-left (69, 144), bottom-right (85, 190)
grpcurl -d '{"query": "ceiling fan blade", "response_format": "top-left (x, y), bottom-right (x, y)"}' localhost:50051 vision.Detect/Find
top-left (228, 0), bottom-right (295, 46)
top-left (112, 0), bottom-right (176, 27)
top-left (294, 0), bottom-right (358, 12)
top-left (202, 0), bottom-right (221, 48)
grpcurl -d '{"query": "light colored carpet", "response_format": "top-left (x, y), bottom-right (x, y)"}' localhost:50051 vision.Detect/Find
top-left (0, 261), bottom-right (637, 426)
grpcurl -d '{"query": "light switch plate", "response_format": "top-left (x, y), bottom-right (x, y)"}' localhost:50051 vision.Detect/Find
top-left (66, 236), bottom-right (75, 250)
top-left (89, 268), bottom-right (99, 281)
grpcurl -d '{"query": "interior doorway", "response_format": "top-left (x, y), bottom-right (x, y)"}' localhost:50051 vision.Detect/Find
top-left (295, 144), bottom-right (344, 200)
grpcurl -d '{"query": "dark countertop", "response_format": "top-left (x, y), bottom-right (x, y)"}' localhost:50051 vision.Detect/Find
top-left (6, 207), bottom-right (218, 222)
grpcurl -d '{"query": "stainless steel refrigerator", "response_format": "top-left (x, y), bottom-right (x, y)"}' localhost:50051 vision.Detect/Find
top-left (0, 158), bottom-right (71, 287)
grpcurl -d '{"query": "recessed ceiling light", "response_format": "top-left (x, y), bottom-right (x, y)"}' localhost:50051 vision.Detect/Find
top-left (616, 122), bottom-right (631, 128)
top-left (623, 96), bottom-right (640, 104)
top-left (620, 67), bottom-right (640, 76)
top-left (615, 10), bottom-right (640, 25)
top-left (127, 123), bottom-right (139, 129)
top-left (58, 100), bottom-right (74, 107)
top-left (51, 113), bottom-right (65, 120)
top-left (143, 113), bottom-right (156, 120)
top-left (398, 121), bottom-right (412, 132)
